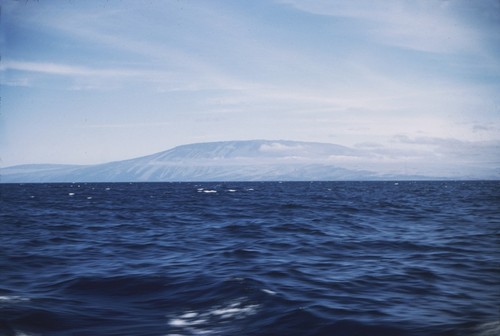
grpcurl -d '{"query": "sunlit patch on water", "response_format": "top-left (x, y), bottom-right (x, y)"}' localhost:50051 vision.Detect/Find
top-left (473, 320), bottom-right (500, 336)
top-left (167, 299), bottom-right (259, 335)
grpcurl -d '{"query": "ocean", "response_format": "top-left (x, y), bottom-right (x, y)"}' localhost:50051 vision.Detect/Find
top-left (1, 181), bottom-right (499, 336)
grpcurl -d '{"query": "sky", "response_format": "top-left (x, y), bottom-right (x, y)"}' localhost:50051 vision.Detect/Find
top-left (1, 0), bottom-right (500, 177)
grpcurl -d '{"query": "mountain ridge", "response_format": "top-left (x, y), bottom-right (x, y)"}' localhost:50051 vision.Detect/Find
top-left (1, 140), bottom-right (436, 182)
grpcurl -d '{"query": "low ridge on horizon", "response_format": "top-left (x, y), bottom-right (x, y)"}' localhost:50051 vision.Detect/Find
top-left (4, 139), bottom-right (354, 168)
top-left (1, 139), bottom-right (497, 182)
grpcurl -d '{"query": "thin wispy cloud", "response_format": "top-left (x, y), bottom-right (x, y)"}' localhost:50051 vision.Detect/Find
top-left (82, 122), bottom-right (173, 129)
top-left (2, 60), bottom-right (143, 77)
top-left (280, 0), bottom-right (483, 53)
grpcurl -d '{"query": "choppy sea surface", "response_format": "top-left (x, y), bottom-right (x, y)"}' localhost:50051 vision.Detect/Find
top-left (1, 181), bottom-right (499, 336)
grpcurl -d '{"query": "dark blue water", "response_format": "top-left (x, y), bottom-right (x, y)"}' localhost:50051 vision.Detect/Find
top-left (1, 181), bottom-right (499, 336)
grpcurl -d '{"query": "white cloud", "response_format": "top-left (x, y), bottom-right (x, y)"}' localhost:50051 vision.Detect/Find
top-left (1, 60), bottom-right (138, 77)
top-left (279, 0), bottom-right (480, 54)
top-left (392, 135), bottom-right (500, 163)
top-left (14, 2), bottom-right (259, 93)
top-left (82, 122), bottom-right (172, 129)
top-left (259, 143), bottom-right (305, 153)
top-left (1, 76), bottom-right (32, 87)
top-left (0, 59), bottom-right (243, 92)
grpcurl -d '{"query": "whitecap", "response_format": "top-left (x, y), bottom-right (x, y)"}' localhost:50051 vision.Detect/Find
top-left (169, 319), bottom-right (188, 327)
top-left (14, 331), bottom-right (36, 336)
top-left (180, 312), bottom-right (198, 319)
top-left (167, 300), bottom-right (258, 333)
top-left (0, 295), bottom-right (29, 303)
top-left (168, 317), bottom-right (206, 327)
top-left (262, 289), bottom-right (277, 295)
top-left (227, 189), bottom-right (236, 192)
top-left (68, 193), bottom-right (75, 196)
top-left (209, 302), bottom-right (259, 318)
top-left (203, 190), bottom-right (217, 193)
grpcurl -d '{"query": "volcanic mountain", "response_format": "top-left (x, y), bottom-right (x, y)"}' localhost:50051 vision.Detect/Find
top-left (1, 140), bottom-right (415, 182)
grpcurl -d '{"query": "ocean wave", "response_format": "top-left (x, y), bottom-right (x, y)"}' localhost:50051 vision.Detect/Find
top-left (1, 181), bottom-right (499, 335)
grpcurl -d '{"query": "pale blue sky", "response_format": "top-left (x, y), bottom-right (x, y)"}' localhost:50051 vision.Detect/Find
top-left (1, 0), bottom-right (499, 176)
